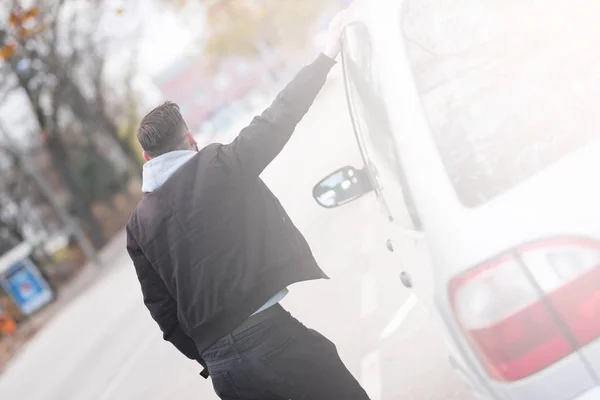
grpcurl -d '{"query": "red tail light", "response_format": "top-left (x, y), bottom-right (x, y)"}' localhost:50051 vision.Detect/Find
top-left (449, 239), bottom-right (600, 382)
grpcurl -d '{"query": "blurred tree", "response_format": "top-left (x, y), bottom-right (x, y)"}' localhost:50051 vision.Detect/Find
top-left (87, 43), bottom-right (145, 172)
top-left (99, 55), bottom-right (146, 168)
top-left (0, 144), bottom-right (44, 250)
top-left (0, 0), bottom-right (141, 249)
top-left (73, 141), bottom-right (129, 207)
top-left (160, 0), bottom-right (333, 67)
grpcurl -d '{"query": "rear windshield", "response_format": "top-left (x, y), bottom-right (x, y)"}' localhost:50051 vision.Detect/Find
top-left (401, 1), bottom-right (600, 207)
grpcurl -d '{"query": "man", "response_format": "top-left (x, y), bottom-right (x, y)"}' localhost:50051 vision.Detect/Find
top-left (126, 10), bottom-right (370, 400)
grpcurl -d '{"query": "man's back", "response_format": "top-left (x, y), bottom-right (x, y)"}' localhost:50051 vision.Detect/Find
top-left (127, 142), bottom-right (326, 353)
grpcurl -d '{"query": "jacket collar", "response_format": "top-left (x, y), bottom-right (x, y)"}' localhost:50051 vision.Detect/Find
top-left (141, 150), bottom-right (197, 193)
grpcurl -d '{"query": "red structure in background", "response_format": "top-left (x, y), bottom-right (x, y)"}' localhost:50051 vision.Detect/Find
top-left (0, 305), bottom-right (16, 336)
top-left (155, 53), bottom-right (284, 136)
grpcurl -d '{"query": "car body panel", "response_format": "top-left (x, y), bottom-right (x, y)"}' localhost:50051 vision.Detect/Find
top-left (573, 386), bottom-right (600, 400)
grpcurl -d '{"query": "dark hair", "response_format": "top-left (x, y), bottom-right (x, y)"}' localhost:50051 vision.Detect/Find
top-left (137, 101), bottom-right (188, 158)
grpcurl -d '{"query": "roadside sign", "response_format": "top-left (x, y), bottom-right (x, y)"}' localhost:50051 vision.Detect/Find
top-left (0, 243), bottom-right (53, 316)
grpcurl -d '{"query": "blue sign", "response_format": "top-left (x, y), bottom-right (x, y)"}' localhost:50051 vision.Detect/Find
top-left (0, 258), bottom-right (53, 316)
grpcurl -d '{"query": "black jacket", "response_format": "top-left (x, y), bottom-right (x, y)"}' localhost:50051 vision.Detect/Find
top-left (126, 54), bottom-right (335, 365)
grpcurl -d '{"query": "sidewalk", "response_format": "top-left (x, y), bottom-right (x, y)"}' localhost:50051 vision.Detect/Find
top-left (0, 230), bottom-right (128, 375)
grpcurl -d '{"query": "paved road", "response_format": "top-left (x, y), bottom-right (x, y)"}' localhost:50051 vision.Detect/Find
top-left (0, 75), bottom-right (473, 399)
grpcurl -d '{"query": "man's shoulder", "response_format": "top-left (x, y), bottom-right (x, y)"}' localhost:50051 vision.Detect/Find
top-left (125, 199), bottom-right (157, 248)
top-left (125, 206), bottom-right (140, 249)
top-left (126, 204), bottom-right (141, 236)
top-left (126, 194), bottom-right (156, 227)
top-left (170, 143), bottom-right (222, 175)
top-left (194, 142), bottom-right (221, 159)
top-left (126, 195), bottom-right (153, 233)
top-left (172, 142), bottom-right (239, 180)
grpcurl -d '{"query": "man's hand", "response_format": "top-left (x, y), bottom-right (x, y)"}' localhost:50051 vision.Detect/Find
top-left (323, 9), bottom-right (353, 60)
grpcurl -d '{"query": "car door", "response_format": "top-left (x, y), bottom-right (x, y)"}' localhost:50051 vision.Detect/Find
top-left (341, 21), bottom-right (436, 312)
top-left (341, 8), bottom-right (498, 396)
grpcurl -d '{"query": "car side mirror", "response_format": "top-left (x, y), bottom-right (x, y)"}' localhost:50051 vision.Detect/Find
top-left (312, 166), bottom-right (374, 209)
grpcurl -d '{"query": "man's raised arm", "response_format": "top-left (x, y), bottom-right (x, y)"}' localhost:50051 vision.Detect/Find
top-left (218, 11), bottom-right (349, 177)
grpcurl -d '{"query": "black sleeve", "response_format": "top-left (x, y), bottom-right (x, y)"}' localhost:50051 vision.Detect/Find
top-left (218, 53), bottom-right (337, 176)
top-left (126, 227), bottom-right (204, 365)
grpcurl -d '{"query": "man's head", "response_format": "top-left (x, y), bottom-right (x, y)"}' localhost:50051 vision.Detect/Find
top-left (137, 101), bottom-right (198, 161)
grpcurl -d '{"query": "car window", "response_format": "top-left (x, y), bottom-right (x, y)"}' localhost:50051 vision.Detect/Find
top-left (401, 1), bottom-right (600, 207)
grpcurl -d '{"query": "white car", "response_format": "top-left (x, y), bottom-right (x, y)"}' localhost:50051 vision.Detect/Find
top-left (313, 1), bottom-right (600, 399)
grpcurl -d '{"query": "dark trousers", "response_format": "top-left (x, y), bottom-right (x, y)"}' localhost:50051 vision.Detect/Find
top-left (202, 304), bottom-right (371, 400)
